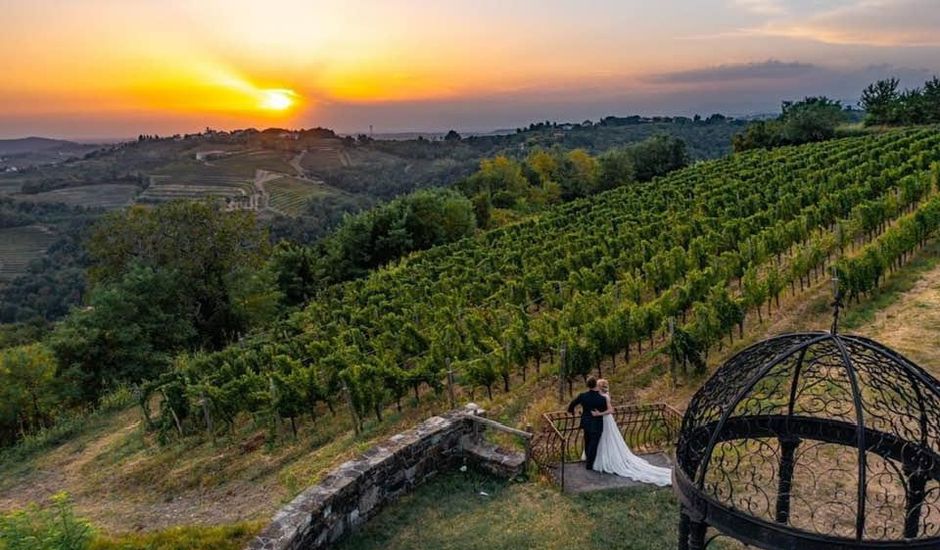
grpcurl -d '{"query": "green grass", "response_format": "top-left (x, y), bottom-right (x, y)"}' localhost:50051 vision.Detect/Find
top-left (337, 472), bottom-right (678, 550)
top-left (840, 239), bottom-right (940, 330)
top-left (89, 521), bottom-right (263, 550)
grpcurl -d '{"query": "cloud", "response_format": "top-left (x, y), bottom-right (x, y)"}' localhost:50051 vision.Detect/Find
top-left (648, 60), bottom-right (818, 84)
top-left (730, 0), bottom-right (786, 16)
top-left (752, 0), bottom-right (940, 47)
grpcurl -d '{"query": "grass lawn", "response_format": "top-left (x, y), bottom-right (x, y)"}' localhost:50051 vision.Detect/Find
top-left (338, 472), bottom-right (679, 550)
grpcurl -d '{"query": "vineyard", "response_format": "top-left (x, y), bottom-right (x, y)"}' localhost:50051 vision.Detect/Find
top-left (14, 183), bottom-right (139, 209)
top-left (299, 144), bottom-right (349, 171)
top-left (0, 225), bottom-right (57, 282)
top-left (136, 128), bottom-right (940, 440)
top-left (138, 176), bottom-right (255, 203)
top-left (265, 176), bottom-right (345, 217)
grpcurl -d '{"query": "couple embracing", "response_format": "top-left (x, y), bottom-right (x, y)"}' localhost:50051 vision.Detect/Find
top-left (567, 377), bottom-right (672, 486)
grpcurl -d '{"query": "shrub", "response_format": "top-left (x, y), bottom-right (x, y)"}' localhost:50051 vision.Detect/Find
top-left (0, 493), bottom-right (93, 550)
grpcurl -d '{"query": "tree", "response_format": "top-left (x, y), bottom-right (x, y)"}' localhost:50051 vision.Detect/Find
top-left (861, 78), bottom-right (900, 125)
top-left (924, 77), bottom-right (940, 123)
top-left (733, 97), bottom-right (846, 152)
top-left (779, 97), bottom-right (846, 143)
top-left (732, 120), bottom-right (782, 152)
top-left (626, 135), bottom-right (688, 181)
top-left (596, 148), bottom-right (636, 192)
top-left (0, 343), bottom-right (59, 446)
top-left (461, 156), bottom-right (529, 207)
top-left (86, 201), bottom-right (270, 349)
top-left (48, 265), bottom-right (197, 403)
top-left (268, 241), bottom-right (318, 308)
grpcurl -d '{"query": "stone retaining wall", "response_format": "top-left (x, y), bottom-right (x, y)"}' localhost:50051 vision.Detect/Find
top-left (247, 404), bottom-right (525, 550)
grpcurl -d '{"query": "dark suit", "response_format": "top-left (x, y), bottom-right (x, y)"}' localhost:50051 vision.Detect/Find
top-left (568, 390), bottom-right (607, 470)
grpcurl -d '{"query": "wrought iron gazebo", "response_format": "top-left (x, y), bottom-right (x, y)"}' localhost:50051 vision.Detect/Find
top-left (674, 328), bottom-right (940, 549)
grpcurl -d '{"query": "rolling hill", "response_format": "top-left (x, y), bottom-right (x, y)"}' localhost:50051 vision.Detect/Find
top-left (0, 137), bottom-right (101, 169)
top-left (0, 137), bottom-right (87, 156)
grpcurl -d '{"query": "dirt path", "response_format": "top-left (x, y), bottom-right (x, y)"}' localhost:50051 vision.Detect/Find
top-left (853, 260), bottom-right (940, 377)
top-left (0, 412), bottom-right (138, 512)
top-left (289, 151), bottom-right (306, 177)
top-left (0, 407), bottom-right (284, 532)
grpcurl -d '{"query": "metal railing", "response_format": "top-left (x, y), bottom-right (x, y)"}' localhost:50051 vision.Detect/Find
top-left (532, 403), bottom-right (683, 490)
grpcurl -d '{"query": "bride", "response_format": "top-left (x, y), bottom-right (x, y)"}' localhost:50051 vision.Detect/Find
top-left (589, 379), bottom-right (672, 486)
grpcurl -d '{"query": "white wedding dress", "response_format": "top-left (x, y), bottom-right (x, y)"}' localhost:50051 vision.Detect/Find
top-left (591, 396), bottom-right (673, 486)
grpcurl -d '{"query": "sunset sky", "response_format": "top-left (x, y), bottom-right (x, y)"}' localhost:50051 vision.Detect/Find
top-left (2, 0), bottom-right (939, 139)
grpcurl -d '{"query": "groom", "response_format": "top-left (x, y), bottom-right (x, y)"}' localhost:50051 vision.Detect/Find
top-left (567, 377), bottom-right (607, 470)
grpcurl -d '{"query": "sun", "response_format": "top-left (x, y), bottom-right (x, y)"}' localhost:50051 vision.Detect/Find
top-left (259, 89), bottom-right (298, 111)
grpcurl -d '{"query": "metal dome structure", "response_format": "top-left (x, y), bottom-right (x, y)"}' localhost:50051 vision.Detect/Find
top-left (675, 323), bottom-right (940, 549)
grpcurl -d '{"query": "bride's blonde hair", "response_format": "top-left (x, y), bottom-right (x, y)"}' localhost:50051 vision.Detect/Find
top-left (597, 378), bottom-right (610, 392)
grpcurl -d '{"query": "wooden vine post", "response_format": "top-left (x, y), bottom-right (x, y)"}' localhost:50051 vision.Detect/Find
top-left (558, 343), bottom-right (567, 404)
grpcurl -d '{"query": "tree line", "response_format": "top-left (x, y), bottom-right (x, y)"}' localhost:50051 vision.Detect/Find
top-left (861, 76), bottom-right (940, 126)
top-left (732, 97), bottom-right (853, 152)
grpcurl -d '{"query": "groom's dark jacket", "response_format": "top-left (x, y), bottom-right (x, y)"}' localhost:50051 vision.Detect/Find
top-left (567, 390), bottom-right (607, 434)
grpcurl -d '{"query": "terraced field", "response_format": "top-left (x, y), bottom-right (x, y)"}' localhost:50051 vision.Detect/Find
top-left (138, 176), bottom-right (254, 203)
top-left (0, 225), bottom-right (57, 282)
top-left (300, 145), bottom-right (348, 171)
top-left (14, 184), bottom-right (138, 209)
top-left (210, 150), bottom-right (296, 176)
top-left (154, 150), bottom-right (294, 180)
top-left (0, 176), bottom-right (26, 194)
top-left (265, 175), bottom-right (344, 216)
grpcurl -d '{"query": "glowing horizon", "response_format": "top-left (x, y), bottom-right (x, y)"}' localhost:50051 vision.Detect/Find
top-left (2, 0), bottom-right (939, 139)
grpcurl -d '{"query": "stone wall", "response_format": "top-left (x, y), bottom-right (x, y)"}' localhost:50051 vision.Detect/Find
top-left (247, 404), bottom-right (526, 550)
